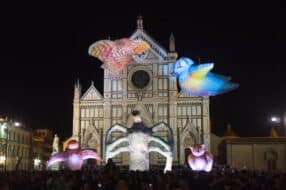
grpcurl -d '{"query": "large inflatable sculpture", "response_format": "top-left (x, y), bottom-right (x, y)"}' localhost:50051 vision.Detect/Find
top-left (188, 144), bottom-right (213, 172)
top-left (88, 38), bottom-right (150, 74)
top-left (47, 140), bottom-right (101, 171)
top-left (173, 57), bottom-right (239, 96)
top-left (105, 110), bottom-right (173, 173)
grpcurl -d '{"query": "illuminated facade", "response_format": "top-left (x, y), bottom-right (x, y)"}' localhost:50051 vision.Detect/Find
top-left (0, 117), bottom-right (32, 171)
top-left (211, 126), bottom-right (286, 171)
top-left (72, 17), bottom-right (211, 165)
top-left (32, 129), bottom-right (53, 170)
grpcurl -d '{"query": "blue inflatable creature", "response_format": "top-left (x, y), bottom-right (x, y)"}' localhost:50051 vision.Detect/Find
top-left (173, 57), bottom-right (239, 96)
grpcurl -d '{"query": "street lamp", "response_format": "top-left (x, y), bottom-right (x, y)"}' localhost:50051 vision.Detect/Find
top-left (0, 121), bottom-right (8, 171)
top-left (34, 158), bottom-right (41, 170)
top-left (0, 119), bottom-right (22, 171)
top-left (14, 122), bottom-right (21, 127)
top-left (271, 117), bottom-right (280, 123)
top-left (0, 155), bottom-right (5, 170)
top-left (270, 114), bottom-right (286, 136)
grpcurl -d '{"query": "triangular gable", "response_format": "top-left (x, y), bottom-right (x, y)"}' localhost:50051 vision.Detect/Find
top-left (130, 29), bottom-right (168, 61)
top-left (81, 83), bottom-right (103, 100)
top-left (145, 51), bottom-right (158, 60)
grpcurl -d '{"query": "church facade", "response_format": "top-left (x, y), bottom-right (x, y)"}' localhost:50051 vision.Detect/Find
top-left (72, 17), bottom-right (210, 165)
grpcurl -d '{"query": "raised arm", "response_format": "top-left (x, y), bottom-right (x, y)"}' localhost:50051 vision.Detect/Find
top-left (149, 136), bottom-right (171, 152)
top-left (105, 146), bottom-right (129, 161)
top-left (105, 136), bottom-right (129, 162)
top-left (105, 124), bottom-right (127, 144)
top-left (149, 146), bottom-right (173, 173)
top-left (151, 122), bottom-right (174, 151)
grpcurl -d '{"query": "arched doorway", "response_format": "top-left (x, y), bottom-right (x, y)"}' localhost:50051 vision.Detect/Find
top-left (83, 126), bottom-right (100, 149)
top-left (180, 127), bottom-right (197, 165)
top-left (83, 127), bottom-right (101, 165)
top-left (183, 134), bottom-right (196, 165)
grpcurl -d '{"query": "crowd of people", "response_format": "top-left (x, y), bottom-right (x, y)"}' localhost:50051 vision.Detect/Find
top-left (0, 160), bottom-right (285, 190)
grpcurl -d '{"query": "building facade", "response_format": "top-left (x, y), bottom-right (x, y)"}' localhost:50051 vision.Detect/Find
top-left (210, 125), bottom-right (286, 171)
top-left (0, 118), bottom-right (32, 171)
top-left (72, 17), bottom-right (211, 165)
top-left (225, 137), bottom-right (286, 171)
top-left (32, 129), bottom-right (53, 170)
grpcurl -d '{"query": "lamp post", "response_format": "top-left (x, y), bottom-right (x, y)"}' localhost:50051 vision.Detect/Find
top-left (0, 121), bottom-right (9, 171)
top-left (0, 120), bottom-right (21, 171)
top-left (271, 117), bottom-right (279, 123)
top-left (4, 127), bottom-right (8, 171)
top-left (34, 157), bottom-right (41, 170)
top-left (0, 155), bottom-right (5, 170)
top-left (270, 113), bottom-right (286, 136)
top-left (0, 122), bottom-right (7, 171)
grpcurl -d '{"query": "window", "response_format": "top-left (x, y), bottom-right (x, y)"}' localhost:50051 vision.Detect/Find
top-left (111, 79), bottom-right (123, 98)
top-left (111, 105), bottom-right (123, 124)
top-left (158, 64), bottom-right (169, 76)
top-left (94, 106), bottom-right (104, 118)
top-left (86, 108), bottom-right (90, 118)
top-left (81, 108), bottom-right (85, 118)
top-left (192, 106), bottom-right (196, 115)
top-left (158, 78), bottom-right (168, 97)
top-left (158, 104), bottom-right (168, 123)
top-left (197, 106), bottom-right (201, 115)
top-left (177, 104), bottom-right (203, 129)
top-left (81, 121), bottom-right (85, 129)
top-left (177, 104), bottom-right (202, 117)
top-left (90, 109), bottom-right (94, 117)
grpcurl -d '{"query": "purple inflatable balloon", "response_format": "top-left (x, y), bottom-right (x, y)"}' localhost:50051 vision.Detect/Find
top-left (47, 140), bottom-right (101, 170)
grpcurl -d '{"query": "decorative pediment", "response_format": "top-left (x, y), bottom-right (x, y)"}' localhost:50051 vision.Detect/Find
top-left (81, 82), bottom-right (103, 100)
top-left (181, 121), bottom-right (199, 144)
top-left (83, 125), bottom-right (100, 149)
top-left (130, 29), bottom-right (168, 61)
top-left (145, 50), bottom-right (158, 60)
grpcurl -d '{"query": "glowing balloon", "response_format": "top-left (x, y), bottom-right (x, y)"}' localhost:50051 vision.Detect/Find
top-left (188, 144), bottom-right (213, 172)
top-left (88, 38), bottom-right (150, 74)
top-left (105, 110), bottom-right (173, 173)
top-left (173, 57), bottom-right (239, 96)
top-left (47, 140), bottom-right (101, 171)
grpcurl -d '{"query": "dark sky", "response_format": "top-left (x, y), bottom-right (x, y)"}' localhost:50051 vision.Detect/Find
top-left (0, 0), bottom-right (285, 139)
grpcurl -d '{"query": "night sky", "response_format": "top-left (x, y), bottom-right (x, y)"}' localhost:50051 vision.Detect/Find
top-left (0, 1), bottom-right (285, 139)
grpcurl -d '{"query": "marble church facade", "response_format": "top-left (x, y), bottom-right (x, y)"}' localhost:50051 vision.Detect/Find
top-left (72, 17), bottom-right (210, 165)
